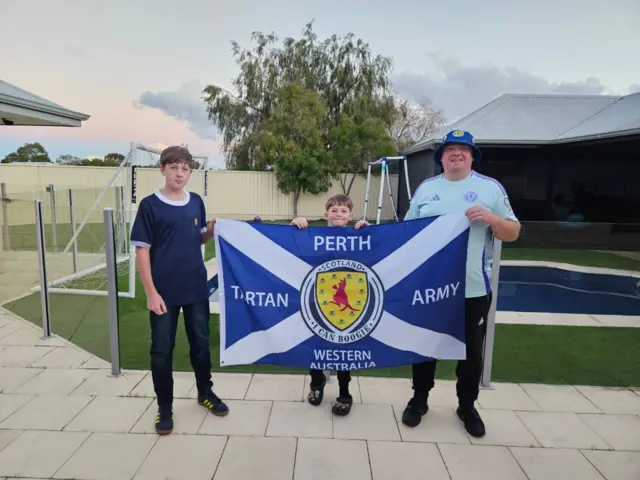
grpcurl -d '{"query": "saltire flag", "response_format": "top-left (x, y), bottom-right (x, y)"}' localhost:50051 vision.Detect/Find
top-left (213, 214), bottom-right (470, 371)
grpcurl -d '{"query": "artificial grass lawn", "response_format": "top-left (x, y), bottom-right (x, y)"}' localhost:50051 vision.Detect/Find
top-left (4, 221), bottom-right (640, 387)
top-left (5, 271), bottom-right (640, 387)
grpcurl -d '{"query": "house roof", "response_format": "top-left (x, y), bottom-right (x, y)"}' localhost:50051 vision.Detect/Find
top-left (402, 92), bottom-right (640, 155)
top-left (0, 79), bottom-right (90, 127)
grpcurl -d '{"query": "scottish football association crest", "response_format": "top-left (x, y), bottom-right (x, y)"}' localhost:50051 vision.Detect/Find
top-left (300, 259), bottom-right (384, 344)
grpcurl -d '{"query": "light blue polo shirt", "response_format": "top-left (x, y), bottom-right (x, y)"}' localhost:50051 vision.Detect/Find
top-left (405, 171), bottom-right (518, 298)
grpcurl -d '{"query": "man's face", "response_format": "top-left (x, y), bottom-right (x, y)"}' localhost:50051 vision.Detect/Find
top-left (441, 143), bottom-right (473, 173)
top-left (160, 161), bottom-right (192, 189)
top-left (324, 204), bottom-right (353, 227)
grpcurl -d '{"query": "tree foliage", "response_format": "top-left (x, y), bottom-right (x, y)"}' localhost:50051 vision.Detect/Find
top-left (329, 113), bottom-right (396, 195)
top-left (256, 83), bottom-right (335, 216)
top-left (202, 21), bottom-right (397, 173)
top-left (2, 142), bottom-right (51, 163)
top-left (56, 152), bottom-right (125, 167)
top-left (389, 97), bottom-right (446, 151)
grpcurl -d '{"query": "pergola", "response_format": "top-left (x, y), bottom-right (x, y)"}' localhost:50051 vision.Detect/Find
top-left (0, 79), bottom-right (90, 127)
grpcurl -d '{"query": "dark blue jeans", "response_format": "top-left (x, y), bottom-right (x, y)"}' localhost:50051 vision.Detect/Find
top-left (150, 300), bottom-right (213, 408)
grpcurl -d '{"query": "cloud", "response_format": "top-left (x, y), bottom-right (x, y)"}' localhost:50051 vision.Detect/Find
top-left (134, 80), bottom-right (218, 141)
top-left (392, 53), bottom-right (619, 123)
top-left (630, 84), bottom-right (640, 94)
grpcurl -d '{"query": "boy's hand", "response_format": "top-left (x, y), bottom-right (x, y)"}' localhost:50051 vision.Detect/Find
top-left (147, 292), bottom-right (167, 315)
top-left (354, 219), bottom-right (369, 230)
top-left (207, 218), bottom-right (216, 233)
top-left (290, 217), bottom-right (308, 229)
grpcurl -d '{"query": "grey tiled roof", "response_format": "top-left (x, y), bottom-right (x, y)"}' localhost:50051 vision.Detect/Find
top-left (403, 93), bottom-right (640, 154)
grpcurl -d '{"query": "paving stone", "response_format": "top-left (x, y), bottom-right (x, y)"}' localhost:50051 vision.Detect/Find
top-left (199, 400), bottom-right (271, 437)
top-left (0, 430), bottom-right (22, 454)
top-left (476, 383), bottom-right (540, 411)
top-left (333, 403), bottom-right (400, 442)
top-left (576, 386), bottom-right (640, 415)
top-left (0, 368), bottom-right (43, 394)
top-left (0, 430), bottom-right (89, 479)
top-left (510, 447), bottom-right (605, 480)
top-left (30, 346), bottom-right (92, 368)
top-left (294, 438), bottom-right (371, 480)
top-left (13, 368), bottom-right (93, 395)
top-left (0, 395), bottom-right (93, 431)
top-left (266, 400), bottom-right (333, 439)
top-left (64, 396), bottom-right (152, 433)
top-left (520, 384), bottom-right (600, 413)
top-left (438, 443), bottom-right (529, 480)
top-left (368, 440), bottom-right (450, 480)
top-left (0, 394), bottom-right (33, 423)
top-left (578, 413), bottom-right (640, 451)
top-left (72, 369), bottom-right (146, 397)
top-left (516, 411), bottom-right (611, 449)
top-left (581, 450), bottom-right (640, 480)
top-left (0, 346), bottom-right (54, 367)
top-left (133, 434), bottom-right (227, 480)
top-left (358, 377), bottom-right (411, 405)
top-left (213, 436), bottom-right (295, 480)
top-left (244, 374), bottom-right (305, 401)
top-left (53, 432), bottom-right (157, 480)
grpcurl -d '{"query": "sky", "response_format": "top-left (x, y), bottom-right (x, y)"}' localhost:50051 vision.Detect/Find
top-left (1, 0), bottom-right (639, 168)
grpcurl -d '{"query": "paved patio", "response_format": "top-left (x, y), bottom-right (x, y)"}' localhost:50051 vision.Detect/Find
top-left (0, 309), bottom-right (638, 479)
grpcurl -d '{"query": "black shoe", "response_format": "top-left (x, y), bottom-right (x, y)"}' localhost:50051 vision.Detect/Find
top-left (155, 406), bottom-right (173, 435)
top-left (401, 396), bottom-right (428, 427)
top-left (456, 406), bottom-right (485, 437)
top-left (198, 390), bottom-right (229, 417)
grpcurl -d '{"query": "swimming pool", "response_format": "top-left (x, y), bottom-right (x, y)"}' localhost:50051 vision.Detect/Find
top-left (497, 266), bottom-right (640, 316)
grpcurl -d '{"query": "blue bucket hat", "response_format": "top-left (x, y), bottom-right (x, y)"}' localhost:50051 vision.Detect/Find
top-left (434, 129), bottom-right (482, 166)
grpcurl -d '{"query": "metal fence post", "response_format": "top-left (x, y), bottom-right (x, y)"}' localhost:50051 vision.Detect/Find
top-left (48, 184), bottom-right (58, 252)
top-left (1, 183), bottom-right (9, 251)
top-left (480, 238), bottom-right (503, 389)
top-left (104, 208), bottom-right (122, 376)
top-left (69, 189), bottom-right (78, 273)
top-left (35, 200), bottom-right (52, 339)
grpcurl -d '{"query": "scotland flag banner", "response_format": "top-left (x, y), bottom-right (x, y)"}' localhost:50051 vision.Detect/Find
top-left (214, 214), bottom-right (470, 371)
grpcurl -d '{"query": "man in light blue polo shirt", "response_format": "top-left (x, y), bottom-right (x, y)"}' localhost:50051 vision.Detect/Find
top-left (401, 129), bottom-right (521, 437)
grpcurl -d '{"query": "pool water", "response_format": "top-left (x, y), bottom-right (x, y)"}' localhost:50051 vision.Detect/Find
top-left (497, 266), bottom-right (640, 316)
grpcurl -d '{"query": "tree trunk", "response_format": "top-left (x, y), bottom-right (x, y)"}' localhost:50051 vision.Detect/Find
top-left (293, 188), bottom-right (300, 217)
top-left (346, 172), bottom-right (357, 197)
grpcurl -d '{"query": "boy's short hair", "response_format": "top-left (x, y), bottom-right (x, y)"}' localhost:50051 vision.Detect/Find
top-left (325, 194), bottom-right (353, 212)
top-left (159, 146), bottom-right (197, 169)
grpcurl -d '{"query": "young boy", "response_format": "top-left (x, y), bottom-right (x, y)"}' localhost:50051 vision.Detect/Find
top-left (130, 145), bottom-right (229, 435)
top-left (290, 194), bottom-right (368, 416)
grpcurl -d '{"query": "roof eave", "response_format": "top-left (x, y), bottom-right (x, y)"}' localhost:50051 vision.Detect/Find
top-left (551, 128), bottom-right (640, 144)
top-left (0, 94), bottom-right (90, 122)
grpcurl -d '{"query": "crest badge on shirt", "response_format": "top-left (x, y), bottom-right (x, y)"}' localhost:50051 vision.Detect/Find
top-left (194, 217), bottom-right (199, 227)
top-left (464, 191), bottom-right (478, 203)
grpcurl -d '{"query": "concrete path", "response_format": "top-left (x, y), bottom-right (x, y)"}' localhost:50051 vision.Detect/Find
top-left (0, 309), bottom-right (638, 479)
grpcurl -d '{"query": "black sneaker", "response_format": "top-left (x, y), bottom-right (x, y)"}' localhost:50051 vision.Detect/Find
top-left (198, 390), bottom-right (229, 417)
top-left (155, 406), bottom-right (173, 435)
top-left (456, 406), bottom-right (485, 437)
top-left (401, 396), bottom-right (428, 427)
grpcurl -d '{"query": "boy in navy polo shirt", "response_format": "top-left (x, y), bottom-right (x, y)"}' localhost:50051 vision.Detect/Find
top-left (130, 145), bottom-right (228, 435)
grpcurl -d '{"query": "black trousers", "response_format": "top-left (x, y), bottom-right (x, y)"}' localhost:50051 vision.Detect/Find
top-left (150, 300), bottom-right (213, 408)
top-left (411, 294), bottom-right (491, 409)
top-left (310, 369), bottom-right (351, 390)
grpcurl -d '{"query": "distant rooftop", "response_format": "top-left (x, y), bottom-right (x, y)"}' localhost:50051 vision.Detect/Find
top-left (402, 92), bottom-right (640, 155)
top-left (0, 79), bottom-right (90, 127)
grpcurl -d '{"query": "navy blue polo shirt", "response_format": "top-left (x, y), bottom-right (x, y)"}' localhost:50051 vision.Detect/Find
top-left (130, 190), bottom-right (209, 307)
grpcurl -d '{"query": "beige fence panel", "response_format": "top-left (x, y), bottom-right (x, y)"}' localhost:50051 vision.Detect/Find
top-left (0, 164), bottom-right (402, 223)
